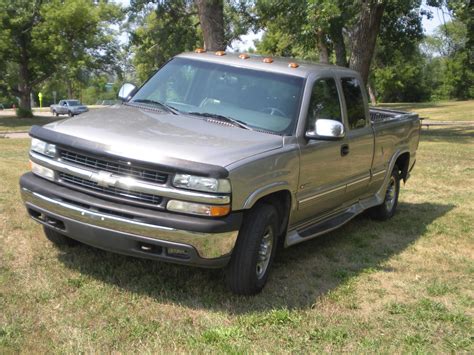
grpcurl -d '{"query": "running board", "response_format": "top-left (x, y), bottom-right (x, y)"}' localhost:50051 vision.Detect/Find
top-left (285, 196), bottom-right (380, 247)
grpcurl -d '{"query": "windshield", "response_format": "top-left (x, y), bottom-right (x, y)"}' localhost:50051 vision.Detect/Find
top-left (131, 58), bottom-right (305, 134)
top-left (67, 100), bottom-right (81, 106)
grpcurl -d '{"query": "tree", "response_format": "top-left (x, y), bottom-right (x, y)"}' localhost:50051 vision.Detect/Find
top-left (349, 1), bottom-right (386, 84)
top-left (0, 0), bottom-right (122, 117)
top-left (127, 0), bottom-right (253, 82)
top-left (255, 0), bottom-right (430, 86)
top-left (423, 0), bottom-right (473, 99)
top-left (195, 0), bottom-right (226, 51)
top-left (129, 0), bottom-right (201, 82)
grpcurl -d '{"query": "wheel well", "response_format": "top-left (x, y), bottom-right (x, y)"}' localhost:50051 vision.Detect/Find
top-left (395, 152), bottom-right (410, 182)
top-left (253, 190), bottom-right (291, 238)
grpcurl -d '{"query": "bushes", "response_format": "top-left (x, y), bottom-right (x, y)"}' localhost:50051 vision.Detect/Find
top-left (15, 108), bottom-right (34, 118)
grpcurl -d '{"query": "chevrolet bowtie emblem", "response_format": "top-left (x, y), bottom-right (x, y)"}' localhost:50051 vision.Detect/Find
top-left (92, 171), bottom-right (119, 188)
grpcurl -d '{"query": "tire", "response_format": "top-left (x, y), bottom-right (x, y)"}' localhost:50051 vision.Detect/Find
top-left (68, 111), bottom-right (73, 117)
top-left (43, 226), bottom-right (79, 247)
top-left (54, 111), bottom-right (59, 117)
top-left (369, 166), bottom-right (400, 220)
top-left (226, 204), bottom-right (279, 295)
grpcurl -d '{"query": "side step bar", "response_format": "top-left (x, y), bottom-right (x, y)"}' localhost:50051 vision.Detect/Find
top-left (285, 196), bottom-right (380, 247)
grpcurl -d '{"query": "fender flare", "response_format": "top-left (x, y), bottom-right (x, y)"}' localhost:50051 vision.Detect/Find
top-left (375, 149), bottom-right (410, 204)
top-left (242, 182), bottom-right (296, 210)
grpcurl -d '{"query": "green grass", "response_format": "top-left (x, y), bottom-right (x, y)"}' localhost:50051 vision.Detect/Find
top-left (0, 116), bottom-right (63, 133)
top-left (1, 128), bottom-right (473, 351)
top-left (377, 100), bottom-right (474, 121)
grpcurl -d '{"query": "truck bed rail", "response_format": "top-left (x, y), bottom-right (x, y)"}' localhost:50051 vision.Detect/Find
top-left (369, 107), bottom-right (418, 123)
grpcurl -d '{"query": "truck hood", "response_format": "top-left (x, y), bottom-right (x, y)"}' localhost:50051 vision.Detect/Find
top-left (45, 105), bottom-right (283, 168)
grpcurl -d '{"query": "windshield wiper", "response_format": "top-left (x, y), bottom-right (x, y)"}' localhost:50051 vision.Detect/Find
top-left (188, 112), bottom-right (253, 130)
top-left (131, 99), bottom-right (179, 115)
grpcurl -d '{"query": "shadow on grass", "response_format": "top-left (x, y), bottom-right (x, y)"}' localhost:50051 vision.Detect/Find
top-left (421, 126), bottom-right (474, 144)
top-left (56, 201), bottom-right (454, 313)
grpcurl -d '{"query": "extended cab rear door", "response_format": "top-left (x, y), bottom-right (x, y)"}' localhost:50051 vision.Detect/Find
top-left (337, 75), bottom-right (375, 202)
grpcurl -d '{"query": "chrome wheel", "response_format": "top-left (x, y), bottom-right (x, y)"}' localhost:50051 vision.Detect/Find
top-left (385, 176), bottom-right (397, 211)
top-left (256, 226), bottom-right (274, 279)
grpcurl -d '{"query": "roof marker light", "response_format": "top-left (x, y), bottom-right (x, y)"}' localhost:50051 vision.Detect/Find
top-left (239, 53), bottom-right (250, 59)
top-left (263, 57), bottom-right (273, 63)
top-left (195, 48), bottom-right (206, 53)
top-left (215, 51), bottom-right (226, 56)
top-left (288, 62), bottom-right (299, 68)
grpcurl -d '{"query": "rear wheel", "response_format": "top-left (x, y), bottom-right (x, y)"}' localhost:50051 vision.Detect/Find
top-left (226, 204), bottom-right (278, 295)
top-left (369, 166), bottom-right (400, 220)
top-left (43, 226), bottom-right (78, 247)
top-left (68, 110), bottom-right (73, 117)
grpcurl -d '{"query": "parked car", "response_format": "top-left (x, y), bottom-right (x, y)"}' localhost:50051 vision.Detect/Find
top-left (20, 51), bottom-right (420, 295)
top-left (50, 100), bottom-right (88, 117)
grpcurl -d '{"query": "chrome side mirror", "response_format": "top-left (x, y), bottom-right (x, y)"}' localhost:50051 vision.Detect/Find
top-left (305, 119), bottom-right (345, 140)
top-left (118, 83), bottom-right (137, 102)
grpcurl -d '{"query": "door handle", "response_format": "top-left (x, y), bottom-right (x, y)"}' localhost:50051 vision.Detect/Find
top-left (341, 144), bottom-right (350, 156)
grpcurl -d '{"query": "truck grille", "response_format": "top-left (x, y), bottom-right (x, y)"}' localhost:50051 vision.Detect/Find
top-left (58, 172), bottom-right (163, 205)
top-left (59, 148), bottom-right (168, 185)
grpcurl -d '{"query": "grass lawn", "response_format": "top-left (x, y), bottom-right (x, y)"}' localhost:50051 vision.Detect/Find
top-left (1, 128), bottom-right (473, 352)
top-left (0, 116), bottom-right (63, 133)
top-left (377, 100), bottom-right (474, 121)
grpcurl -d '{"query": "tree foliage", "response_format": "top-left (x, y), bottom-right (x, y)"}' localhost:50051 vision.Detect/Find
top-left (0, 0), bottom-right (122, 116)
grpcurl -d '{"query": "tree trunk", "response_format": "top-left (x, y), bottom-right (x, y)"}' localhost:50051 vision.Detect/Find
top-left (368, 82), bottom-right (377, 105)
top-left (317, 29), bottom-right (329, 64)
top-left (329, 19), bottom-right (348, 67)
top-left (349, 0), bottom-right (385, 84)
top-left (66, 79), bottom-right (73, 99)
top-left (195, 0), bottom-right (226, 51)
top-left (18, 60), bottom-right (32, 114)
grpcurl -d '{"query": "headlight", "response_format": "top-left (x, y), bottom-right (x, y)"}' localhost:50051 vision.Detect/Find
top-left (172, 174), bottom-right (231, 193)
top-left (30, 161), bottom-right (55, 181)
top-left (167, 200), bottom-right (230, 217)
top-left (31, 138), bottom-right (56, 157)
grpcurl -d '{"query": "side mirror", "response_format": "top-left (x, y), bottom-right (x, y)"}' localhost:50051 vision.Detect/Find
top-left (118, 83), bottom-right (137, 102)
top-left (305, 119), bottom-right (345, 140)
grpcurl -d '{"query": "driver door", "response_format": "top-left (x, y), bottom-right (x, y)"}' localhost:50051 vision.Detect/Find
top-left (295, 76), bottom-right (352, 223)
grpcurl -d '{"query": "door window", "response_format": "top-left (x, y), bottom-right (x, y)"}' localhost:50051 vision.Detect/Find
top-left (341, 77), bottom-right (367, 129)
top-left (306, 78), bottom-right (342, 132)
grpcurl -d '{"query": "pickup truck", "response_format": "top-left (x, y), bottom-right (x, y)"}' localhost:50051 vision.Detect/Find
top-left (50, 100), bottom-right (88, 117)
top-left (20, 51), bottom-right (420, 295)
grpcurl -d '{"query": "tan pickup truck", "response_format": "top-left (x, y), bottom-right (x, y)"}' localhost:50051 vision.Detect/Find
top-left (21, 51), bottom-right (420, 294)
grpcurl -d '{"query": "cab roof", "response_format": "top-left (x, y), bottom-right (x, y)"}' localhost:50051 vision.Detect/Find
top-left (176, 51), bottom-right (359, 79)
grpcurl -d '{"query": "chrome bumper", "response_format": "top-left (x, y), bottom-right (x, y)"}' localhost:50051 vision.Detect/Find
top-left (21, 187), bottom-right (239, 261)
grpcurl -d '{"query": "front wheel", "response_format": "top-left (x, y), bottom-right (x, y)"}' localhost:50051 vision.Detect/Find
top-left (226, 204), bottom-right (278, 295)
top-left (369, 166), bottom-right (400, 220)
top-left (68, 111), bottom-right (74, 117)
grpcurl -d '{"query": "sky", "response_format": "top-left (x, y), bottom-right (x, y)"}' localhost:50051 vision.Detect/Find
top-left (113, 0), bottom-right (451, 52)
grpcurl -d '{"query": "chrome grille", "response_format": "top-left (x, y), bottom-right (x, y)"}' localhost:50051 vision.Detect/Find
top-left (58, 172), bottom-right (163, 205)
top-left (58, 148), bottom-right (168, 184)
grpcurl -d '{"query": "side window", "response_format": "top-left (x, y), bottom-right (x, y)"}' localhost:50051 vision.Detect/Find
top-left (341, 77), bottom-right (367, 129)
top-left (306, 78), bottom-right (342, 132)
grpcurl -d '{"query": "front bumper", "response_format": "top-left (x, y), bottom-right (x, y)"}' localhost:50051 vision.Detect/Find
top-left (20, 173), bottom-right (241, 268)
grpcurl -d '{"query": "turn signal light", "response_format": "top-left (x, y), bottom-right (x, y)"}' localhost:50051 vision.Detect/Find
top-left (288, 62), bottom-right (299, 68)
top-left (239, 53), bottom-right (250, 59)
top-left (263, 57), bottom-right (273, 63)
top-left (195, 48), bottom-right (206, 53)
top-left (209, 205), bottom-right (231, 217)
top-left (215, 51), bottom-right (226, 56)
